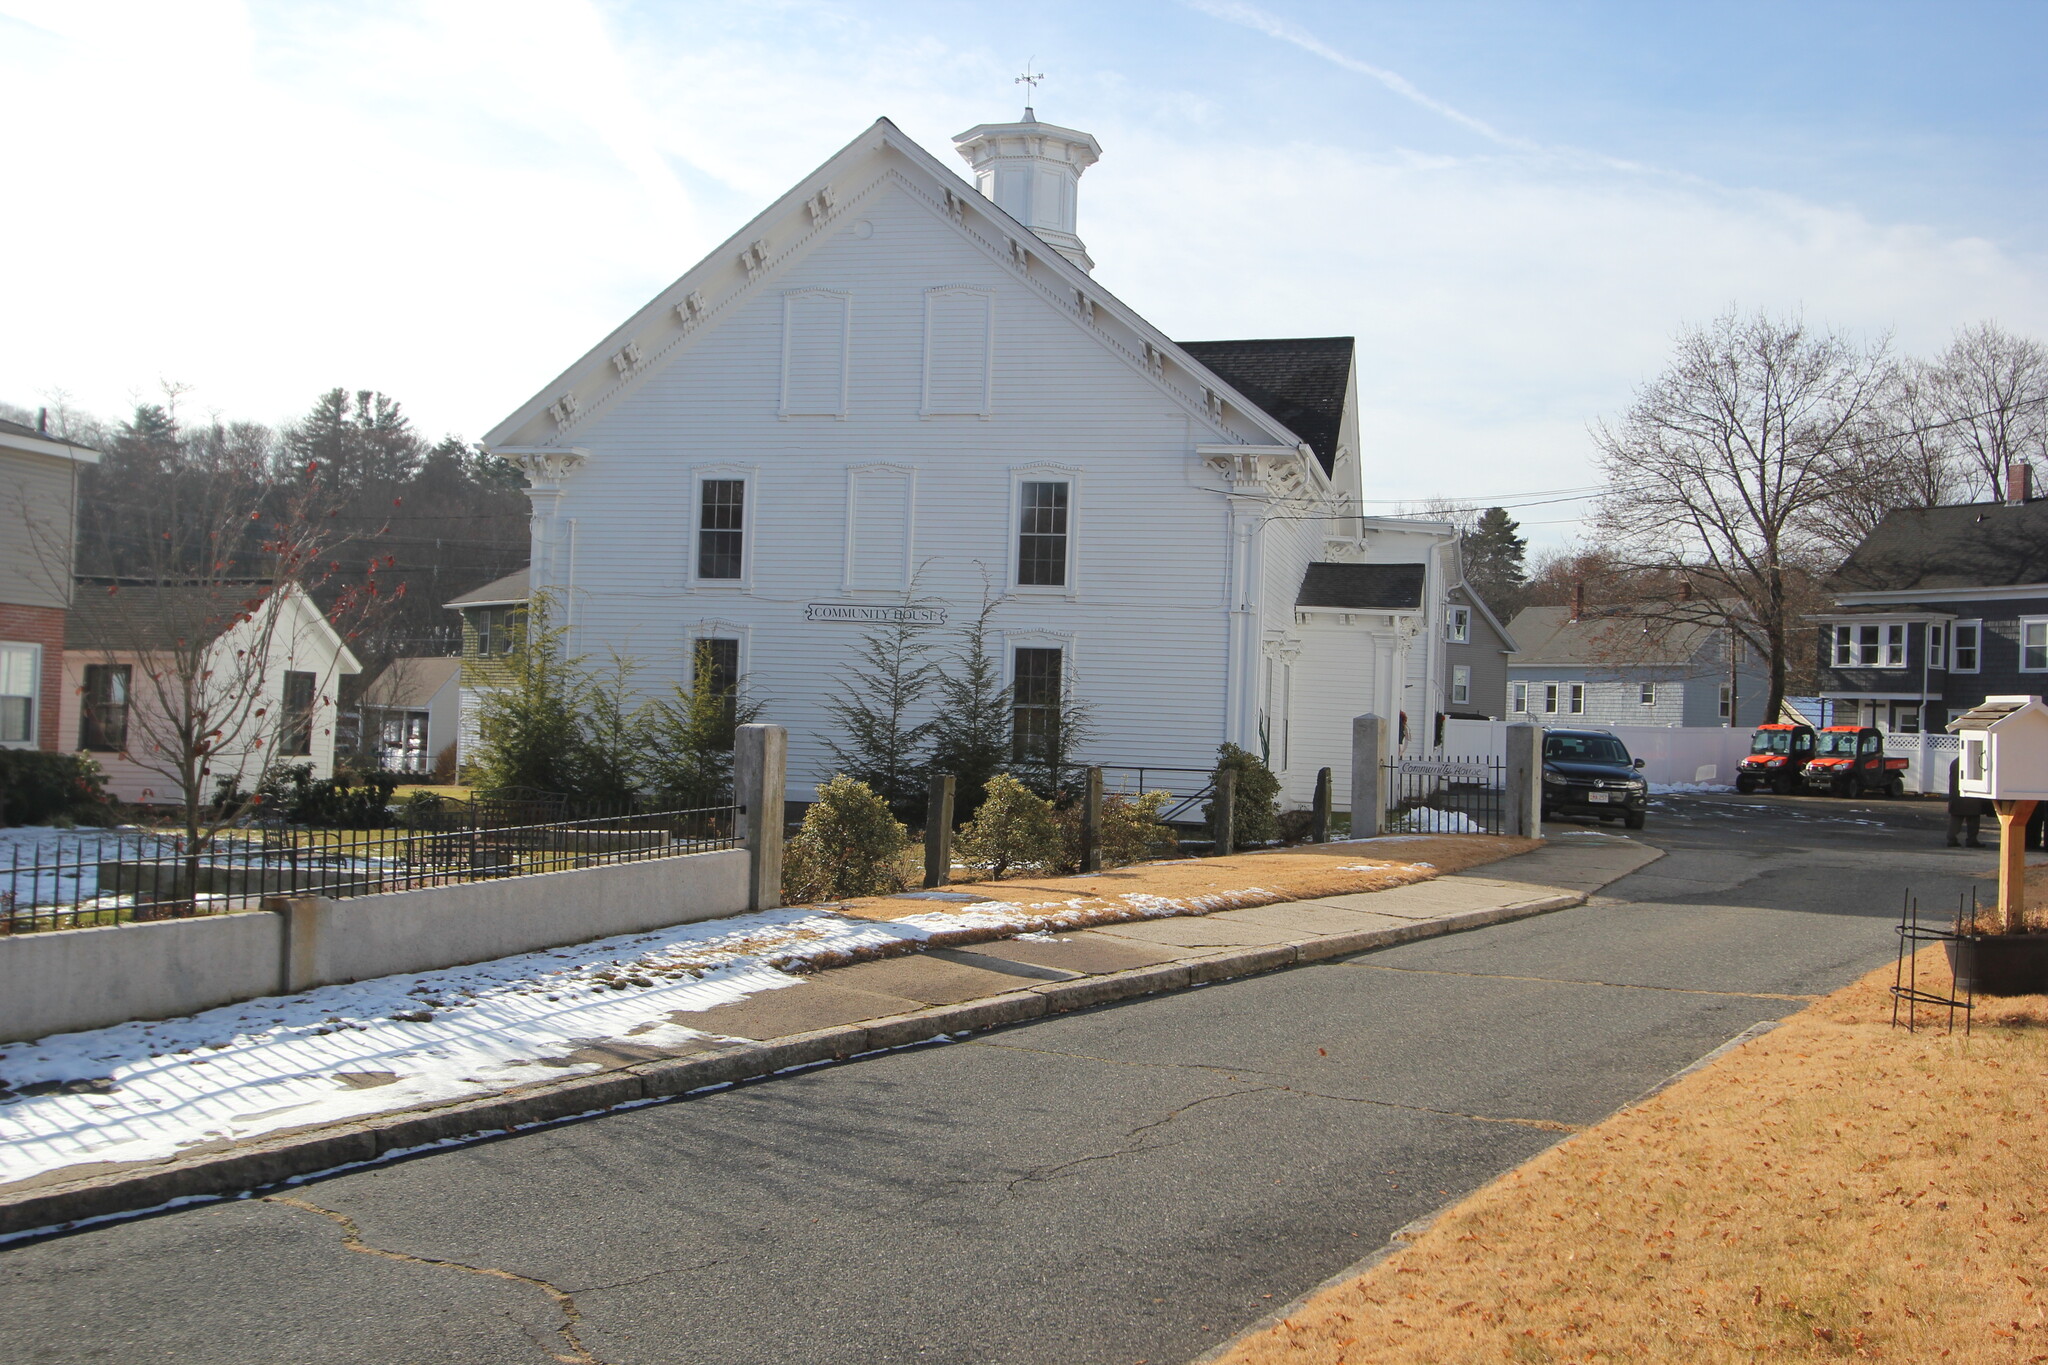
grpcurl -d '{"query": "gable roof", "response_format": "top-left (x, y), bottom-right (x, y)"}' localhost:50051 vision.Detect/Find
top-left (444, 569), bottom-right (529, 609)
top-left (1177, 338), bottom-right (1351, 475)
top-left (0, 416), bottom-right (100, 463)
top-left (1833, 499), bottom-right (2048, 593)
top-left (482, 118), bottom-right (1323, 480)
top-left (1297, 562), bottom-right (1426, 611)
top-left (65, 583), bottom-right (360, 678)
top-left (1449, 583), bottom-right (1518, 652)
top-left (361, 656), bottom-right (463, 708)
top-left (1504, 605), bottom-right (1721, 669)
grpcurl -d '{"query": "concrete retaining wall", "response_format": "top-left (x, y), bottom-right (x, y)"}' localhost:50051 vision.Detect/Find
top-left (0, 848), bottom-right (751, 1043)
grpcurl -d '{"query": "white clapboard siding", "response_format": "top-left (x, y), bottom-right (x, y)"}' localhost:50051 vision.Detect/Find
top-left (845, 464), bottom-right (914, 592)
top-left (922, 287), bottom-right (993, 415)
top-left (780, 290), bottom-right (850, 416)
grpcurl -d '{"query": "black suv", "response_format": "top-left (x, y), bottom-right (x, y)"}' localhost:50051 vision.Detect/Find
top-left (1542, 729), bottom-right (1649, 830)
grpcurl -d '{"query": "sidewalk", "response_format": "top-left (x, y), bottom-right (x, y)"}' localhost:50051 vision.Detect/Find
top-left (0, 832), bottom-right (1660, 1239)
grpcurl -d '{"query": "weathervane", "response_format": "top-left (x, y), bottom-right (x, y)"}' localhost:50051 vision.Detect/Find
top-left (1016, 59), bottom-right (1043, 118)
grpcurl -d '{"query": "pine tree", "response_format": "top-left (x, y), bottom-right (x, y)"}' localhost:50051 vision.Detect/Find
top-left (470, 597), bottom-right (589, 797)
top-left (570, 650), bottom-right (652, 808)
top-left (926, 591), bottom-right (1011, 821)
top-left (644, 641), bottom-right (764, 810)
top-left (821, 598), bottom-right (938, 819)
top-left (1463, 506), bottom-right (1528, 616)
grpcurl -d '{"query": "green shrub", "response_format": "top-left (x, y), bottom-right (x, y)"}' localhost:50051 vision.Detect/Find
top-left (1054, 789), bottom-right (1178, 872)
top-left (782, 773), bottom-right (911, 902)
top-left (956, 772), bottom-right (1061, 880)
top-left (0, 750), bottom-right (114, 826)
top-left (1204, 743), bottom-right (1281, 850)
top-left (254, 764), bottom-right (401, 827)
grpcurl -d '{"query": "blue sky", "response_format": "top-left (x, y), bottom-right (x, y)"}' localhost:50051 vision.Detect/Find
top-left (3, 1), bottom-right (2043, 544)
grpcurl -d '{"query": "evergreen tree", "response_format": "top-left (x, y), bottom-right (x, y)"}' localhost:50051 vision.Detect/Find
top-left (781, 774), bottom-right (911, 902)
top-left (926, 591), bottom-right (1010, 821)
top-left (821, 598), bottom-right (938, 819)
top-left (644, 640), bottom-right (764, 810)
top-left (1462, 506), bottom-right (1528, 615)
top-left (1205, 743), bottom-right (1281, 849)
top-left (1007, 661), bottom-right (1095, 803)
top-left (571, 650), bottom-right (652, 807)
top-left (470, 598), bottom-right (589, 796)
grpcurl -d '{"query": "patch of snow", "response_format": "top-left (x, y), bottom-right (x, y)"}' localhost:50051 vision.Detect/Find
top-left (1388, 810), bottom-right (1489, 835)
top-left (1650, 781), bottom-right (1733, 794)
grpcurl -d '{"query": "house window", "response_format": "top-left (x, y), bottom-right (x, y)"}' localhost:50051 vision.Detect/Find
top-left (698, 479), bottom-right (746, 581)
top-left (1016, 481), bottom-right (1069, 587)
top-left (1719, 683), bottom-right (1733, 720)
top-left (0, 644), bottom-right (35, 745)
top-left (1446, 606), bottom-right (1471, 644)
top-left (1639, 682), bottom-right (1656, 707)
top-left (1926, 623), bottom-right (1947, 671)
top-left (1832, 623), bottom-right (1907, 668)
top-left (471, 606), bottom-right (521, 656)
top-left (1567, 683), bottom-right (1585, 715)
top-left (1952, 621), bottom-right (1981, 673)
top-left (81, 664), bottom-right (131, 752)
top-left (1450, 665), bottom-right (1471, 706)
top-left (1893, 703), bottom-right (1921, 735)
top-left (1011, 646), bottom-right (1062, 760)
top-left (1543, 683), bottom-right (1559, 714)
top-left (691, 637), bottom-right (741, 738)
top-left (2022, 619), bottom-right (2048, 672)
top-left (1511, 682), bottom-right (1528, 714)
top-left (282, 671), bottom-right (317, 756)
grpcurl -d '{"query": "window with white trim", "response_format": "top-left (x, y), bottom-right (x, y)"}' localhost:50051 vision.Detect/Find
top-left (1719, 683), bottom-right (1733, 720)
top-left (1011, 646), bottom-right (1062, 760)
top-left (1543, 683), bottom-right (1559, 714)
top-left (0, 644), bottom-right (35, 745)
top-left (1567, 683), bottom-right (1585, 715)
top-left (1016, 480), bottom-right (1069, 587)
top-left (1511, 681), bottom-right (1528, 714)
top-left (1952, 620), bottom-right (1981, 673)
top-left (1446, 606), bottom-right (1471, 644)
top-left (2022, 618), bottom-right (2048, 672)
top-left (1832, 623), bottom-right (1907, 669)
top-left (1450, 665), bottom-right (1471, 706)
top-left (1926, 622), bottom-right (1947, 670)
top-left (1639, 681), bottom-right (1656, 706)
top-left (697, 479), bottom-right (746, 581)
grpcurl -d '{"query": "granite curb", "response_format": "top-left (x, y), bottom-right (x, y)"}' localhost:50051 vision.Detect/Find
top-left (0, 889), bottom-right (1591, 1240)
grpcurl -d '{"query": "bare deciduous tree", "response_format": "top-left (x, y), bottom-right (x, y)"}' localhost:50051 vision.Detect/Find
top-left (1926, 322), bottom-right (2047, 502)
top-left (1592, 309), bottom-right (1890, 721)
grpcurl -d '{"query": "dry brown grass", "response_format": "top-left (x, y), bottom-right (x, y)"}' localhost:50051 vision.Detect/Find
top-left (835, 835), bottom-right (1539, 931)
top-left (1214, 949), bottom-right (2048, 1365)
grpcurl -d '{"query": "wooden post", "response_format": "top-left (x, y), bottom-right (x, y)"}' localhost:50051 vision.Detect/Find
top-left (1079, 766), bottom-right (1103, 873)
top-left (1996, 798), bottom-right (2037, 933)
top-left (1213, 767), bottom-right (1236, 856)
top-left (924, 774), bottom-right (955, 889)
top-left (735, 724), bottom-right (786, 912)
top-left (1311, 767), bottom-right (1332, 843)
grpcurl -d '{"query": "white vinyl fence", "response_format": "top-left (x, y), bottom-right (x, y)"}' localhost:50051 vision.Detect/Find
top-left (1441, 720), bottom-right (1957, 794)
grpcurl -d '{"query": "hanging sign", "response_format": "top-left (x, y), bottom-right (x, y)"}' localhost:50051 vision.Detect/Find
top-left (804, 603), bottom-right (948, 625)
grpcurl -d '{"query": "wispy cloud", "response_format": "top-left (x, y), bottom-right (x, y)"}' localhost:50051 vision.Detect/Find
top-left (1183, 0), bottom-right (1536, 151)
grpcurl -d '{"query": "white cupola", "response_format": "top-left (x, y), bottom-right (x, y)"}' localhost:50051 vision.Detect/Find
top-left (952, 109), bottom-right (1102, 273)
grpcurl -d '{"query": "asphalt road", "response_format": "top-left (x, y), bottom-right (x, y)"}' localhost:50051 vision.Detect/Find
top-left (1, 792), bottom-right (1986, 1364)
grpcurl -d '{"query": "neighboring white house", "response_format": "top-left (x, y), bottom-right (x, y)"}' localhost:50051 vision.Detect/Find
top-left (355, 656), bottom-right (463, 777)
top-left (480, 110), bottom-right (1458, 807)
top-left (1504, 603), bottom-right (1769, 730)
top-left (61, 583), bottom-right (361, 805)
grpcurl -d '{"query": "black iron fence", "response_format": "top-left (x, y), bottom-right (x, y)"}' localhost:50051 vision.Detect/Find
top-left (0, 803), bottom-right (737, 935)
top-left (1078, 765), bottom-right (1218, 826)
top-left (1384, 754), bottom-right (1508, 835)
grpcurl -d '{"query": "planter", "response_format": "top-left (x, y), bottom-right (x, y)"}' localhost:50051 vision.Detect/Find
top-left (1946, 932), bottom-right (2048, 997)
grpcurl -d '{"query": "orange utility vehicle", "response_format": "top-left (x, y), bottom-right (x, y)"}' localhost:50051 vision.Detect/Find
top-left (1800, 725), bottom-right (1909, 798)
top-left (1735, 723), bottom-right (1817, 794)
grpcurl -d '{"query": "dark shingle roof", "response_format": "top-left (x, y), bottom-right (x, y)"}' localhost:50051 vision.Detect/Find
top-left (1297, 562), bottom-right (1425, 610)
top-left (1177, 337), bottom-right (1352, 475)
top-left (1833, 500), bottom-right (2048, 592)
top-left (444, 568), bottom-right (529, 609)
top-left (66, 582), bottom-right (274, 652)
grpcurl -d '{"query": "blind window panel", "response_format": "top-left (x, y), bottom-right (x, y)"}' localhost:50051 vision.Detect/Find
top-left (1017, 480), bottom-right (1069, 586)
top-left (924, 291), bottom-right (991, 413)
top-left (847, 469), bottom-right (912, 591)
top-left (698, 480), bottom-right (745, 580)
top-left (782, 293), bottom-right (849, 415)
top-left (0, 644), bottom-right (32, 743)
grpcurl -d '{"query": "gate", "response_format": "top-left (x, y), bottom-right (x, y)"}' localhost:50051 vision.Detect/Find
top-left (1385, 754), bottom-right (1508, 835)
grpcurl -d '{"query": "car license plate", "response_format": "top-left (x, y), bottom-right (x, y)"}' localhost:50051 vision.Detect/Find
top-left (1586, 792), bottom-right (1610, 803)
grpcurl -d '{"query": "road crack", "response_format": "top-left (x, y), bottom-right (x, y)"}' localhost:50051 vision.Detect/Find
top-left (263, 1195), bottom-right (600, 1364)
top-left (1340, 962), bottom-right (1817, 1002)
top-left (1006, 1086), bottom-right (1280, 1191)
top-left (962, 1038), bottom-right (1284, 1078)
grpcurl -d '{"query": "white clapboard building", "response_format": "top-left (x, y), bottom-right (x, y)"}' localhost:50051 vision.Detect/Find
top-left (481, 110), bottom-right (1459, 807)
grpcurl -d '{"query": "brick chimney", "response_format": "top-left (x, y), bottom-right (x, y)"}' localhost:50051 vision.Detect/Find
top-left (1570, 582), bottom-right (1585, 622)
top-left (2008, 463), bottom-right (2035, 505)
